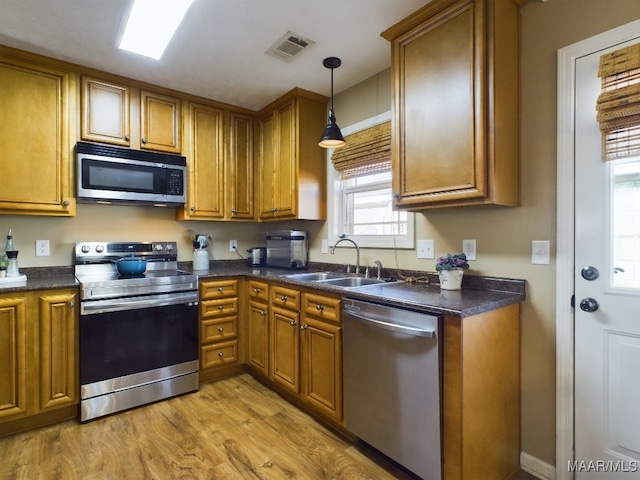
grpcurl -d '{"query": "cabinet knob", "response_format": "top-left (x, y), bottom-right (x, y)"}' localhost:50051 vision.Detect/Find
top-left (141, 137), bottom-right (147, 144)
top-left (316, 304), bottom-right (324, 311)
top-left (392, 192), bottom-right (400, 199)
top-left (260, 310), bottom-right (267, 316)
top-left (300, 324), bottom-right (308, 330)
top-left (231, 209), bottom-right (238, 214)
top-left (270, 208), bottom-right (278, 214)
top-left (68, 301), bottom-right (75, 308)
top-left (218, 305), bottom-right (224, 310)
top-left (125, 135), bottom-right (130, 141)
top-left (290, 320), bottom-right (297, 326)
top-left (218, 352), bottom-right (224, 357)
top-left (218, 287), bottom-right (224, 292)
top-left (190, 206), bottom-right (196, 212)
top-left (218, 327), bottom-right (224, 332)
top-left (281, 295), bottom-right (288, 302)
top-left (253, 287), bottom-right (261, 293)
top-left (62, 200), bottom-right (70, 207)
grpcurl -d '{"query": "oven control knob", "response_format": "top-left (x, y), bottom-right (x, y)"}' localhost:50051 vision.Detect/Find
top-left (154, 244), bottom-right (164, 251)
top-left (95, 244), bottom-right (104, 253)
top-left (81, 245), bottom-right (91, 254)
top-left (165, 244), bottom-right (174, 252)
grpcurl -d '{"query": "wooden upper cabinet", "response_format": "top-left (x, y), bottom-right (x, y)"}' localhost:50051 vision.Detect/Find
top-left (81, 76), bottom-right (181, 154)
top-left (81, 77), bottom-right (130, 146)
top-left (0, 53), bottom-right (75, 216)
top-left (382, 0), bottom-right (521, 209)
top-left (177, 104), bottom-right (254, 221)
top-left (257, 88), bottom-right (328, 221)
top-left (140, 89), bottom-right (181, 153)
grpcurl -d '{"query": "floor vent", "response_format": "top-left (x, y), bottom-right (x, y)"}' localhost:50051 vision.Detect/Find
top-left (265, 31), bottom-right (315, 63)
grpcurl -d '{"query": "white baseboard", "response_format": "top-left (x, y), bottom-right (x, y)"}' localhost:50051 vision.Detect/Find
top-left (521, 452), bottom-right (556, 480)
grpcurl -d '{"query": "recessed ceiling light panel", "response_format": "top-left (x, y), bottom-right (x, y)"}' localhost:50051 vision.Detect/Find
top-left (119, 0), bottom-right (194, 60)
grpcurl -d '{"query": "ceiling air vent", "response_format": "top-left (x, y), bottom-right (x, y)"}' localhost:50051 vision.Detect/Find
top-left (266, 31), bottom-right (315, 63)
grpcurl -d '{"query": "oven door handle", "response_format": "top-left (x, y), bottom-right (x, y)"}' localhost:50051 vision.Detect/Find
top-left (81, 291), bottom-right (198, 315)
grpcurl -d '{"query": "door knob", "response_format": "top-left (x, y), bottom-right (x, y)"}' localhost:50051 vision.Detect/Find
top-left (581, 266), bottom-right (599, 281)
top-left (579, 297), bottom-right (599, 312)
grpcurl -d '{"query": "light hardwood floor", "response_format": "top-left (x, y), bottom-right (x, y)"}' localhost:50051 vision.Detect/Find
top-left (1, 373), bottom-right (540, 480)
top-left (1, 374), bottom-right (418, 480)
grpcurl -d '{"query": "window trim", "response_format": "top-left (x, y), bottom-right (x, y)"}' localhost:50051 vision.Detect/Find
top-left (327, 111), bottom-right (414, 249)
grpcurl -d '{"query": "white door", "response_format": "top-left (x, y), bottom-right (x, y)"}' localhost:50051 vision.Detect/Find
top-left (574, 39), bottom-right (640, 478)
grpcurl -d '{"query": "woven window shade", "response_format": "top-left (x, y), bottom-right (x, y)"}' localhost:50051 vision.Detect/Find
top-left (597, 43), bottom-right (640, 161)
top-left (331, 121), bottom-right (391, 179)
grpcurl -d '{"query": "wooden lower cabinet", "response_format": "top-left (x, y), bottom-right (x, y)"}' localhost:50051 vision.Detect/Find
top-left (0, 289), bottom-right (78, 437)
top-left (247, 280), bottom-right (269, 376)
top-left (198, 278), bottom-right (242, 383)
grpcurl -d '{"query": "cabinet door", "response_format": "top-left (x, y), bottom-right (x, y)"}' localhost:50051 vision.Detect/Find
top-left (273, 101), bottom-right (296, 219)
top-left (0, 295), bottom-right (27, 422)
top-left (183, 102), bottom-right (225, 219)
top-left (36, 291), bottom-right (78, 412)
top-left (140, 89), bottom-right (181, 153)
top-left (270, 306), bottom-right (300, 393)
top-left (0, 56), bottom-right (75, 216)
top-left (259, 111), bottom-right (277, 219)
top-left (228, 112), bottom-right (255, 220)
top-left (81, 76), bottom-right (130, 146)
top-left (392, 0), bottom-right (485, 207)
top-left (248, 300), bottom-right (269, 376)
top-left (301, 317), bottom-right (343, 422)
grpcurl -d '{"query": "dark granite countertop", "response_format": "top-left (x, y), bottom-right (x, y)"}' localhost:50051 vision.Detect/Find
top-left (1, 261), bottom-right (525, 318)
top-left (183, 260), bottom-right (526, 318)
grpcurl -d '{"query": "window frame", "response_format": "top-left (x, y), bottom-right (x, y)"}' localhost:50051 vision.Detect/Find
top-left (327, 111), bottom-right (414, 249)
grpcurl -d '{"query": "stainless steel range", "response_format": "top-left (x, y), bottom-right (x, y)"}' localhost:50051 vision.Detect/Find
top-left (75, 241), bottom-right (199, 422)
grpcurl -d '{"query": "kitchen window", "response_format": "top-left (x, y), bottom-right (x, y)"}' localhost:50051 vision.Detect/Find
top-left (327, 113), bottom-right (414, 249)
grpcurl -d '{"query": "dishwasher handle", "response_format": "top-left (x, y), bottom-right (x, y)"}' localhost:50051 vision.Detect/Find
top-left (344, 309), bottom-right (435, 338)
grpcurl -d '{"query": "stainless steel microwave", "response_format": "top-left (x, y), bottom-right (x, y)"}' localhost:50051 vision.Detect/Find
top-left (76, 141), bottom-right (187, 206)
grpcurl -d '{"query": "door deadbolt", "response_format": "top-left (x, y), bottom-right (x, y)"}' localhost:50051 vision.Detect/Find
top-left (581, 266), bottom-right (599, 281)
top-left (579, 297), bottom-right (599, 313)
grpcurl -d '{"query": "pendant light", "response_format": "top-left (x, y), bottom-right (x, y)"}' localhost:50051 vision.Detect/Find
top-left (318, 57), bottom-right (346, 148)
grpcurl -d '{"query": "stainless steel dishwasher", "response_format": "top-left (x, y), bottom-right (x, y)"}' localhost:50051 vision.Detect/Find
top-left (343, 298), bottom-right (442, 480)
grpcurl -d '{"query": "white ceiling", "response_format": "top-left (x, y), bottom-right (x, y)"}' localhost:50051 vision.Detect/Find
top-left (0, 0), bottom-right (432, 111)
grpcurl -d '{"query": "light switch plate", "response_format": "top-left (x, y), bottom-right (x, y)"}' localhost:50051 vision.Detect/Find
top-left (417, 239), bottom-right (435, 259)
top-left (532, 240), bottom-right (550, 265)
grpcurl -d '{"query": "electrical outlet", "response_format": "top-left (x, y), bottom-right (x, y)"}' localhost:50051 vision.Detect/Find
top-left (462, 239), bottom-right (476, 260)
top-left (531, 240), bottom-right (550, 265)
top-left (321, 239), bottom-right (329, 254)
top-left (229, 239), bottom-right (238, 252)
top-left (35, 239), bottom-right (50, 257)
top-left (417, 239), bottom-right (435, 259)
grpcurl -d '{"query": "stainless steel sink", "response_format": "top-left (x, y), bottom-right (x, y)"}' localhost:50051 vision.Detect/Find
top-left (316, 276), bottom-right (388, 287)
top-left (282, 272), bottom-right (346, 281)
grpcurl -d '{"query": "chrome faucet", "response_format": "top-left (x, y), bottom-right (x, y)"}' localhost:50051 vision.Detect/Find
top-left (331, 238), bottom-right (360, 275)
top-left (374, 260), bottom-right (383, 280)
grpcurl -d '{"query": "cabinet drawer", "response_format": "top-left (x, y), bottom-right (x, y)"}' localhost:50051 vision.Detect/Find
top-left (201, 340), bottom-right (238, 368)
top-left (200, 279), bottom-right (239, 299)
top-left (271, 285), bottom-right (300, 311)
top-left (302, 293), bottom-right (341, 324)
top-left (248, 280), bottom-right (269, 302)
top-left (201, 317), bottom-right (237, 344)
top-left (201, 297), bottom-right (238, 318)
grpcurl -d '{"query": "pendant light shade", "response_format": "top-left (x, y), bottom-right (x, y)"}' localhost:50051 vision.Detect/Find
top-left (319, 57), bottom-right (346, 148)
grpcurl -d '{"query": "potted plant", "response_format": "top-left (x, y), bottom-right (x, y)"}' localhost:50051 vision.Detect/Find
top-left (435, 253), bottom-right (469, 290)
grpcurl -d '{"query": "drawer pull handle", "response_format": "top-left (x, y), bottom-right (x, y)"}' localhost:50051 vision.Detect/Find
top-left (218, 287), bottom-right (224, 292)
top-left (218, 327), bottom-right (224, 332)
top-left (290, 320), bottom-right (297, 326)
top-left (253, 287), bottom-right (261, 293)
top-left (316, 304), bottom-right (324, 311)
top-left (281, 295), bottom-right (288, 302)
